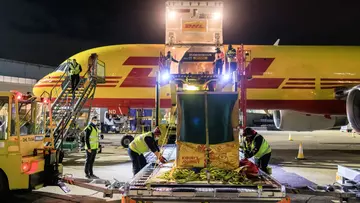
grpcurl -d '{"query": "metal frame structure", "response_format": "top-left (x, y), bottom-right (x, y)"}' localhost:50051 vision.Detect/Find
top-left (39, 54), bottom-right (105, 153)
top-left (336, 165), bottom-right (360, 185)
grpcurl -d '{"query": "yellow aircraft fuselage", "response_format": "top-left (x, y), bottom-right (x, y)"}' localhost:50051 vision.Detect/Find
top-left (33, 44), bottom-right (360, 115)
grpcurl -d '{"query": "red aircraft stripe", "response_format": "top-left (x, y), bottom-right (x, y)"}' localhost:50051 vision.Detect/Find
top-left (104, 81), bottom-right (119, 83)
top-left (321, 86), bottom-right (342, 89)
top-left (321, 82), bottom-right (358, 85)
top-left (286, 82), bottom-right (315, 85)
top-left (321, 78), bottom-right (360, 81)
top-left (106, 76), bottom-right (122, 79)
top-left (246, 78), bottom-right (284, 89)
top-left (120, 68), bottom-right (156, 87)
top-left (246, 58), bottom-right (275, 76)
top-left (282, 86), bottom-right (315, 89)
top-left (123, 57), bottom-right (159, 66)
top-left (33, 84), bottom-right (116, 88)
top-left (33, 84), bottom-right (60, 88)
top-left (88, 98), bottom-right (346, 115)
top-left (97, 85), bottom-right (117, 87)
top-left (288, 78), bottom-right (315, 81)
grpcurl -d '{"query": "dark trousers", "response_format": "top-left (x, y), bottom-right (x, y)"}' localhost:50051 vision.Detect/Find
top-left (71, 74), bottom-right (80, 92)
top-left (128, 148), bottom-right (147, 175)
top-left (214, 62), bottom-right (223, 75)
top-left (85, 149), bottom-right (97, 175)
top-left (229, 62), bottom-right (237, 73)
top-left (255, 152), bottom-right (271, 174)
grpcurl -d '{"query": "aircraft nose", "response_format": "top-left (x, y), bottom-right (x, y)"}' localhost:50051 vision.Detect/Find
top-left (32, 80), bottom-right (44, 97)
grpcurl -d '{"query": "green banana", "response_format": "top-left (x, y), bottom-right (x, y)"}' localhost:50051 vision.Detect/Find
top-left (158, 166), bottom-right (252, 185)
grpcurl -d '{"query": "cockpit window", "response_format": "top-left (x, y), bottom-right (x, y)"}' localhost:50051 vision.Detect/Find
top-left (55, 63), bottom-right (69, 72)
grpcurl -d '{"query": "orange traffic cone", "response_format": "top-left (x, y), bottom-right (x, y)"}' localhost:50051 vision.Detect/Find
top-left (295, 142), bottom-right (306, 160)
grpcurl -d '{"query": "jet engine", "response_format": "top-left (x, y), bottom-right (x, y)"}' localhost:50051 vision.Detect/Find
top-left (346, 87), bottom-right (360, 132)
top-left (273, 110), bottom-right (347, 131)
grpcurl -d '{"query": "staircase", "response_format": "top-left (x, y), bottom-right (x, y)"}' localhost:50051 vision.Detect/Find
top-left (40, 55), bottom-right (105, 151)
top-left (50, 71), bottom-right (97, 150)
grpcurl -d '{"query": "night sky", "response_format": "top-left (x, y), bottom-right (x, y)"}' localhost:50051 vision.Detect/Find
top-left (0, 0), bottom-right (359, 66)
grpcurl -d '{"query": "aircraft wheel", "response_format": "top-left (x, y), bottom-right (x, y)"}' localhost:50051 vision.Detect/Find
top-left (0, 170), bottom-right (9, 196)
top-left (121, 135), bottom-right (134, 148)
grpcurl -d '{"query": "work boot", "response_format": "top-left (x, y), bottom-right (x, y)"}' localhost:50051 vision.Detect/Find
top-left (90, 174), bottom-right (99, 179)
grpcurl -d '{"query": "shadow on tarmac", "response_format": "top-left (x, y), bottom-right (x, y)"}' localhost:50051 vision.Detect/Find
top-left (62, 159), bottom-right (131, 167)
top-left (271, 149), bottom-right (360, 170)
top-left (7, 190), bottom-right (120, 203)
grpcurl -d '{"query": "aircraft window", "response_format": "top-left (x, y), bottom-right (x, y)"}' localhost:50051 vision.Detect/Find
top-left (19, 102), bottom-right (34, 135)
top-left (55, 63), bottom-right (69, 72)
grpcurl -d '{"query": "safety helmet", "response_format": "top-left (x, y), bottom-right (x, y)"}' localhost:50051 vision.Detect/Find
top-left (242, 127), bottom-right (257, 137)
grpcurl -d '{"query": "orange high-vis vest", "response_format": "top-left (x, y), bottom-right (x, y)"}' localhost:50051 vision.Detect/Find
top-left (215, 52), bottom-right (224, 62)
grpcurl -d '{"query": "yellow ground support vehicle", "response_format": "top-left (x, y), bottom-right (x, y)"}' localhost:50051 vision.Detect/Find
top-left (0, 91), bottom-right (62, 195)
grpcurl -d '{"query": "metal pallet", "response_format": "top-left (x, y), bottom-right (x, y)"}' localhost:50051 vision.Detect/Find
top-left (126, 163), bottom-right (287, 203)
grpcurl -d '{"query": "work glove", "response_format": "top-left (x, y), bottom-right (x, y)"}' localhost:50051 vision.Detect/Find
top-left (244, 150), bottom-right (251, 158)
top-left (159, 156), bottom-right (167, 164)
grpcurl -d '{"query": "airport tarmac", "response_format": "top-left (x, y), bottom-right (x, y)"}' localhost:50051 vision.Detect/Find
top-left (8, 130), bottom-right (360, 203)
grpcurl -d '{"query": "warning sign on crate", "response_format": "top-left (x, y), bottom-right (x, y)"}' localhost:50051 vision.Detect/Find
top-left (176, 141), bottom-right (239, 169)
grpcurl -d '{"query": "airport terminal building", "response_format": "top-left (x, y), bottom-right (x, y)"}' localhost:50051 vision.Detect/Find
top-left (0, 57), bottom-right (55, 92)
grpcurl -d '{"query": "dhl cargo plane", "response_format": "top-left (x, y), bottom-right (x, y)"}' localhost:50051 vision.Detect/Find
top-left (31, 1), bottom-right (360, 132)
top-left (32, 44), bottom-right (360, 132)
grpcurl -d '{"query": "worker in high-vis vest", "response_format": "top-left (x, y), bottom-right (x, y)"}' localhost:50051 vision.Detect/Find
top-left (84, 116), bottom-right (100, 179)
top-left (214, 47), bottom-right (224, 75)
top-left (69, 58), bottom-right (82, 93)
top-left (242, 127), bottom-right (272, 174)
top-left (226, 44), bottom-right (237, 74)
top-left (128, 126), bottom-right (167, 175)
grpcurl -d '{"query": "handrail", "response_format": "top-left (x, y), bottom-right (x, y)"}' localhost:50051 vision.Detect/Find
top-left (54, 78), bottom-right (96, 147)
top-left (42, 57), bottom-right (101, 150)
top-left (51, 72), bottom-right (92, 130)
top-left (39, 62), bottom-right (90, 102)
top-left (43, 68), bottom-right (91, 138)
top-left (51, 69), bottom-right (91, 110)
top-left (39, 66), bottom-right (68, 99)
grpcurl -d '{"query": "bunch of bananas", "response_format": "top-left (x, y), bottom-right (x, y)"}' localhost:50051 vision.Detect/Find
top-left (158, 167), bottom-right (252, 185)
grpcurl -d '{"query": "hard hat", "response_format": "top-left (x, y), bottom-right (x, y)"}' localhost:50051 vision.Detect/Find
top-left (243, 127), bottom-right (256, 137)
